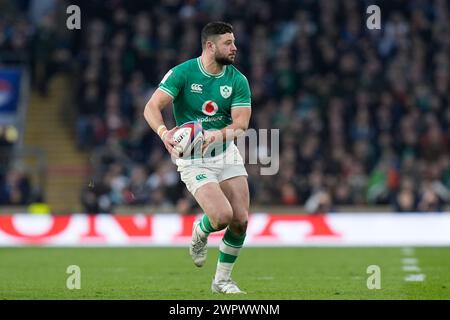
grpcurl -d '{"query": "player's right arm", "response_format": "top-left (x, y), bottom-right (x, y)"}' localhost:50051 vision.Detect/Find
top-left (143, 89), bottom-right (178, 155)
top-left (143, 67), bottom-right (184, 156)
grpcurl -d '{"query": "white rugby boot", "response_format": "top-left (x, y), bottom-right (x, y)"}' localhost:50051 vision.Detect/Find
top-left (211, 278), bottom-right (246, 294)
top-left (189, 220), bottom-right (208, 267)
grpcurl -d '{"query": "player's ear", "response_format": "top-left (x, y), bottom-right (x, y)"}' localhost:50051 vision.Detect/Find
top-left (206, 40), bottom-right (216, 52)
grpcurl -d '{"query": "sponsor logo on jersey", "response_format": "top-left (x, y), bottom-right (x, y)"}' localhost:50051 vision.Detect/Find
top-left (196, 115), bottom-right (224, 123)
top-left (220, 85), bottom-right (232, 99)
top-left (191, 83), bottom-right (203, 93)
top-left (202, 100), bottom-right (218, 116)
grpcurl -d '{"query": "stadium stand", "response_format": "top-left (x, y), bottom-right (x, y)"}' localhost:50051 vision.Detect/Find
top-left (1, 0), bottom-right (449, 213)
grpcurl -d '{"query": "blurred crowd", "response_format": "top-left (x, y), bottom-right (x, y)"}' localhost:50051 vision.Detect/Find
top-left (73, 0), bottom-right (450, 213)
top-left (1, 0), bottom-right (449, 212)
top-left (0, 166), bottom-right (32, 205)
top-left (0, 0), bottom-right (72, 206)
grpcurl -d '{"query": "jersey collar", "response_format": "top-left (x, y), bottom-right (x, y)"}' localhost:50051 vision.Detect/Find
top-left (197, 57), bottom-right (226, 78)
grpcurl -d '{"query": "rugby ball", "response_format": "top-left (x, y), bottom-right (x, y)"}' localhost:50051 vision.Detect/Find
top-left (172, 121), bottom-right (204, 157)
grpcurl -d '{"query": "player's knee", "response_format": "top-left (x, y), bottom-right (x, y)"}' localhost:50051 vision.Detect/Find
top-left (211, 207), bottom-right (233, 230)
top-left (230, 217), bottom-right (248, 235)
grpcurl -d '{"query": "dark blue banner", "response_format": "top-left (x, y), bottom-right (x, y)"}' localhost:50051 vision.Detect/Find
top-left (0, 69), bottom-right (22, 117)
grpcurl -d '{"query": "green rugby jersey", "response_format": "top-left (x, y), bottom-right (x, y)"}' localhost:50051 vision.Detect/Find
top-left (158, 57), bottom-right (251, 130)
top-left (158, 57), bottom-right (251, 157)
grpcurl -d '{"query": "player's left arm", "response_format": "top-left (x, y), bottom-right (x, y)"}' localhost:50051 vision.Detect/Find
top-left (223, 106), bottom-right (251, 138)
top-left (203, 75), bottom-right (251, 148)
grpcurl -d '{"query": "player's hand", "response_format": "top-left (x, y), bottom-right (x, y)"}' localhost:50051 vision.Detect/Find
top-left (161, 127), bottom-right (180, 157)
top-left (202, 129), bottom-right (223, 156)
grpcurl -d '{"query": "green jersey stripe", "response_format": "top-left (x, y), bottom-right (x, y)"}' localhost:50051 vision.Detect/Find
top-left (196, 57), bottom-right (226, 78)
top-left (158, 86), bottom-right (175, 98)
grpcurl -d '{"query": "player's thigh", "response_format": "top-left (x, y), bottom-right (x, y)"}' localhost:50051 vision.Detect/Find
top-left (218, 144), bottom-right (249, 219)
top-left (219, 175), bottom-right (250, 223)
top-left (194, 182), bottom-right (233, 227)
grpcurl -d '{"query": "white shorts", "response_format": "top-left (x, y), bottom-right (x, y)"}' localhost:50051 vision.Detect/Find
top-left (176, 143), bottom-right (248, 196)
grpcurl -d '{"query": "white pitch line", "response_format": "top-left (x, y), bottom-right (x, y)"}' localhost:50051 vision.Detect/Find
top-left (401, 247), bottom-right (415, 256)
top-left (402, 258), bottom-right (418, 265)
top-left (402, 265), bottom-right (421, 272)
top-left (401, 247), bottom-right (425, 283)
top-left (404, 274), bottom-right (426, 282)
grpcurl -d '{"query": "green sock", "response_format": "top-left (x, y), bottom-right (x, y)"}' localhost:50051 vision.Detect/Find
top-left (215, 228), bottom-right (246, 281)
top-left (199, 214), bottom-right (218, 235)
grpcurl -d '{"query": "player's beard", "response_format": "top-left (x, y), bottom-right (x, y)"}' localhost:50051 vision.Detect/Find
top-left (214, 52), bottom-right (235, 66)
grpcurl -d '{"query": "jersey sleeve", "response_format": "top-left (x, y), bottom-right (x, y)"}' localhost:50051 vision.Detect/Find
top-left (231, 75), bottom-right (251, 108)
top-left (158, 66), bottom-right (184, 99)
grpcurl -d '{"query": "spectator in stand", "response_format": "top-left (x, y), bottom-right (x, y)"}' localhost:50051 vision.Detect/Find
top-left (0, 168), bottom-right (32, 205)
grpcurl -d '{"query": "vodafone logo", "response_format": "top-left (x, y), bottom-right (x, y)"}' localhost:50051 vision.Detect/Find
top-left (202, 100), bottom-right (218, 116)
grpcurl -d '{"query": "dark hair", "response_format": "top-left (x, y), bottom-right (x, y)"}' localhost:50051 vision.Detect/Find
top-left (201, 21), bottom-right (233, 48)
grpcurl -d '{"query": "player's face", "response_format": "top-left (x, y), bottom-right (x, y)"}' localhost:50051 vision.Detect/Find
top-left (213, 33), bottom-right (237, 65)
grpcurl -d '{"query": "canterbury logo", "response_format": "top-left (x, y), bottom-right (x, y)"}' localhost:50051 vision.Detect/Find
top-left (196, 174), bottom-right (207, 181)
top-left (191, 83), bottom-right (203, 93)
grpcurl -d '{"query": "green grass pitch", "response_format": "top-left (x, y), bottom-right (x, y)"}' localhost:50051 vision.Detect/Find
top-left (1, 247), bottom-right (449, 299)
